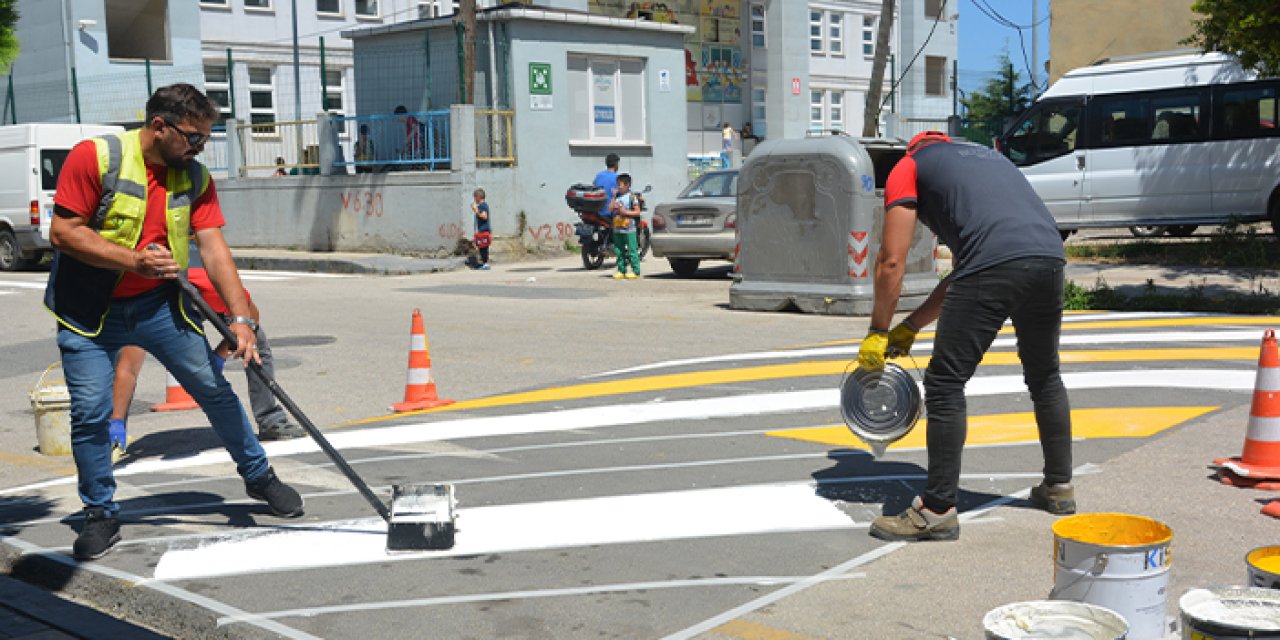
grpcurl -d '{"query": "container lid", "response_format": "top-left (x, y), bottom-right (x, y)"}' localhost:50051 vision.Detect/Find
top-left (31, 384), bottom-right (71, 405)
top-left (840, 362), bottom-right (922, 457)
top-left (983, 600), bottom-right (1128, 639)
top-left (1180, 587), bottom-right (1280, 632)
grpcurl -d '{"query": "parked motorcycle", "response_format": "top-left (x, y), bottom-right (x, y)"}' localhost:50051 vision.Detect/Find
top-left (566, 183), bottom-right (652, 270)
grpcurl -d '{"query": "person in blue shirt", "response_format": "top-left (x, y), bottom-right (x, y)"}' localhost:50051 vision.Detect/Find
top-left (470, 188), bottom-right (492, 270)
top-left (592, 153), bottom-right (620, 222)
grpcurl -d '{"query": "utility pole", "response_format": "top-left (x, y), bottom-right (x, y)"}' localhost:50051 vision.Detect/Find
top-left (863, 0), bottom-right (895, 137)
top-left (458, 0), bottom-right (476, 104)
top-left (291, 0), bottom-right (301, 120)
top-left (1031, 0), bottom-right (1039, 92)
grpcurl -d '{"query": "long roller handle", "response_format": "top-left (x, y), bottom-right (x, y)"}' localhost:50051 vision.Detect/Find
top-left (177, 274), bottom-right (392, 523)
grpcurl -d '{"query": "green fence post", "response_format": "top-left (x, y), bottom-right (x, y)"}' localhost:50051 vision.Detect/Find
top-left (226, 48), bottom-right (236, 119)
top-left (499, 22), bottom-right (510, 107)
top-left (6, 74), bottom-right (16, 124)
top-left (145, 58), bottom-right (153, 96)
top-left (320, 36), bottom-right (328, 111)
top-left (455, 22), bottom-right (466, 104)
top-left (423, 30), bottom-right (432, 109)
top-left (71, 67), bottom-right (82, 123)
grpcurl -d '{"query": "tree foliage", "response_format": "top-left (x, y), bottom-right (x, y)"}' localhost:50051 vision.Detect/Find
top-left (1185, 0), bottom-right (1280, 77)
top-left (961, 53), bottom-right (1032, 123)
top-left (0, 0), bottom-right (17, 75)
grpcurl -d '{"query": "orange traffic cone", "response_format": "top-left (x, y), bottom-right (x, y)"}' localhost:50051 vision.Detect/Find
top-left (1217, 329), bottom-right (1280, 487)
top-left (1264, 500), bottom-right (1280, 519)
top-left (390, 308), bottom-right (455, 413)
top-left (150, 370), bottom-right (199, 412)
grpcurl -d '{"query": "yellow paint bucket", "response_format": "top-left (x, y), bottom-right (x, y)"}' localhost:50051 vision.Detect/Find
top-left (1249, 546), bottom-right (1280, 590)
top-left (30, 363), bottom-right (72, 456)
top-left (1052, 513), bottom-right (1174, 640)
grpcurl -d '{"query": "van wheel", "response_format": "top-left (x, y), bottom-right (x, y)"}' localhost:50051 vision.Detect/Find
top-left (0, 229), bottom-right (32, 272)
top-left (1167, 225), bottom-right (1197, 237)
top-left (669, 258), bottom-right (701, 278)
top-left (1128, 225), bottom-right (1167, 238)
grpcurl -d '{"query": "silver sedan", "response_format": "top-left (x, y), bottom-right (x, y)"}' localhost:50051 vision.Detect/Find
top-left (651, 170), bottom-right (738, 278)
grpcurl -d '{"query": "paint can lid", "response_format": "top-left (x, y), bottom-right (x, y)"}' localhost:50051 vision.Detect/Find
top-left (1180, 587), bottom-right (1280, 633)
top-left (839, 362), bottom-right (922, 457)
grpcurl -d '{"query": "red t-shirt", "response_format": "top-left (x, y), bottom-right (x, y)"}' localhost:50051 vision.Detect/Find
top-left (186, 267), bottom-right (250, 315)
top-left (54, 139), bottom-right (225, 298)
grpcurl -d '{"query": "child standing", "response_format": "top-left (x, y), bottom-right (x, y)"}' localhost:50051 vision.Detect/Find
top-left (611, 174), bottom-right (642, 279)
top-left (471, 188), bottom-right (492, 270)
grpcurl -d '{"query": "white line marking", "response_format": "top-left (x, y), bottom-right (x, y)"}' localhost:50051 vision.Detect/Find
top-left (591, 330), bottom-right (1268, 378)
top-left (0, 280), bottom-right (46, 289)
top-left (0, 536), bottom-right (320, 640)
top-left (1, 368), bottom-right (1251, 496)
top-left (218, 574), bottom-right (870, 625)
top-left (240, 270), bottom-right (358, 279)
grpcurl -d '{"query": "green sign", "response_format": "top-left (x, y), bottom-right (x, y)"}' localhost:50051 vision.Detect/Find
top-left (529, 62), bottom-right (552, 95)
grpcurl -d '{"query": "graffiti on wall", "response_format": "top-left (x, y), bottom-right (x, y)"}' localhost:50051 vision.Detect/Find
top-left (339, 190), bottom-right (384, 218)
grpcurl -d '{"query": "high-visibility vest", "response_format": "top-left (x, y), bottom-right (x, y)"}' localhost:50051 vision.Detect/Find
top-left (44, 129), bottom-right (210, 336)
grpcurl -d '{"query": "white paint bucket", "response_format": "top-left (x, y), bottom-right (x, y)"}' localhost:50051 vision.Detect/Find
top-left (983, 600), bottom-right (1128, 639)
top-left (30, 363), bottom-right (72, 456)
top-left (1052, 513), bottom-right (1174, 640)
top-left (1249, 546), bottom-right (1280, 590)
top-left (1179, 587), bottom-right (1280, 639)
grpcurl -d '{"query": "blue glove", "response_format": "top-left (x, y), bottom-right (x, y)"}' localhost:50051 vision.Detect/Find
top-left (108, 418), bottom-right (127, 453)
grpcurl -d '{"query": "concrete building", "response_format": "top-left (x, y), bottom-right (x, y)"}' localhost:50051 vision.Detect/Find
top-left (4, 0), bottom-right (205, 125)
top-left (1048, 0), bottom-right (1196, 83)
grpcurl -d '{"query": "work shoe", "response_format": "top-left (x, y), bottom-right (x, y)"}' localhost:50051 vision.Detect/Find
top-left (869, 496), bottom-right (959, 542)
top-left (245, 467), bottom-right (304, 518)
top-left (73, 507), bottom-right (121, 561)
top-left (258, 421), bottom-right (306, 441)
top-left (1029, 482), bottom-right (1077, 515)
top-left (478, 264), bottom-right (491, 271)
top-left (626, 273), bottom-right (640, 279)
top-left (613, 272), bottom-right (626, 280)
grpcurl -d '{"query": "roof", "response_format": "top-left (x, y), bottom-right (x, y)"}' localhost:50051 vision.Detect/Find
top-left (342, 3), bottom-right (694, 40)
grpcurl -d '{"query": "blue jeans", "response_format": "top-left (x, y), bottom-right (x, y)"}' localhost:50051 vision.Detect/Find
top-left (57, 284), bottom-right (269, 516)
top-left (921, 257), bottom-right (1073, 512)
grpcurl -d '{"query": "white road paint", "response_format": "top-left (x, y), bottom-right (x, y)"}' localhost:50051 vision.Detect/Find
top-left (591, 329), bottom-right (1267, 378)
top-left (0, 368), bottom-right (1252, 497)
top-left (238, 270), bottom-right (358, 280)
top-left (0, 280), bottom-right (46, 289)
top-left (153, 482), bottom-right (856, 581)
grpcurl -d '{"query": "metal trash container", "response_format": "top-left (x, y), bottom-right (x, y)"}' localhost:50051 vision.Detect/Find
top-left (729, 135), bottom-right (938, 316)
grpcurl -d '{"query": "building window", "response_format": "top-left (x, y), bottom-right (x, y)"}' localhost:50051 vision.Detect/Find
top-left (925, 56), bottom-right (947, 96)
top-left (750, 4), bottom-right (765, 49)
top-left (325, 69), bottom-right (346, 134)
top-left (248, 66), bottom-right (276, 134)
top-left (244, 0), bottom-right (271, 9)
top-left (810, 11), bottom-right (823, 53)
top-left (203, 63), bottom-right (232, 128)
top-left (810, 91), bottom-right (824, 130)
top-left (828, 13), bottom-right (843, 55)
top-left (317, 0), bottom-right (341, 16)
top-left (355, 0), bottom-right (378, 17)
top-left (863, 16), bottom-right (875, 58)
top-left (105, 0), bottom-right (170, 62)
top-left (830, 91), bottom-right (843, 131)
top-left (199, 0), bottom-right (228, 6)
top-left (810, 90), bottom-right (844, 132)
top-left (417, 0), bottom-right (443, 18)
top-left (752, 85), bottom-right (766, 136)
top-left (568, 55), bottom-right (647, 143)
top-left (925, 0), bottom-right (944, 19)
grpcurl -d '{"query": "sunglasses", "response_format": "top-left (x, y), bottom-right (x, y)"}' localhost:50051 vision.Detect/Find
top-left (162, 119), bottom-right (210, 148)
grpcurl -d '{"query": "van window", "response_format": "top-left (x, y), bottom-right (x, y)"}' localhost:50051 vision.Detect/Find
top-left (40, 150), bottom-right (70, 191)
top-left (1215, 83), bottom-right (1279, 138)
top-left (1003, 100), bottom-right (1082, 166)
top-left (1097, 96), bottom-right (1150, 145)
top-left (1151, 93), bottom-right (1203, 141)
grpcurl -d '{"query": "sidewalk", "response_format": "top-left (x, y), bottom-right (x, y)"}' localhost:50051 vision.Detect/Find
top-left (0, 573), bottom-right (168, 639)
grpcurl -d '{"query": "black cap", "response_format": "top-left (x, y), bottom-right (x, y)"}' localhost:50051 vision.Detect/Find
top-left (605, 153), bottom-right (620, 168)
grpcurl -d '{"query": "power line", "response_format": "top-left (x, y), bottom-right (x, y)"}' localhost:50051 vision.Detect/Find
top-left (966, 0), bottom-right (1046, 91)
top-left (878, 0), bottom-right (948, 112)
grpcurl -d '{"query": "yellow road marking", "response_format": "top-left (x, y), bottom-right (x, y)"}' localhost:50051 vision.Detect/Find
top-left (347, 346), bottom-right (1248, 426)
top-left (807, 316), bottom-right (1280, 347)
top-left (712, 619), bottom-right (822, 640)
top-left (0, 451), bottom-right (77, 475)
top-left (766, 406), bottom-right (1218, 449)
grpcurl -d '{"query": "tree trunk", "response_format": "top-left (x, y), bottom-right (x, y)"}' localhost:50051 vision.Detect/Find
top-left (863, 0), bottom-right (896, 137)
top-left (459, 0), bottom-right (477, 104)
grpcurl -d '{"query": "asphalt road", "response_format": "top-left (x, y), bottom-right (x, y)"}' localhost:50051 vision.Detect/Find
top-left (0, 255), bottom-right (1270, 639)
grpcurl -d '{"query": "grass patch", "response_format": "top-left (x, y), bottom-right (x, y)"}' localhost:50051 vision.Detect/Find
top-left (1066, 222), bottom-right (1279, 268)
top-left (1064, 277), bottom-right (1280, 314)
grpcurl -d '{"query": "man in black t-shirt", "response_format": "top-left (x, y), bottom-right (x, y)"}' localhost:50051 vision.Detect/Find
top-left (858, 131), bottom-right (1075, 542)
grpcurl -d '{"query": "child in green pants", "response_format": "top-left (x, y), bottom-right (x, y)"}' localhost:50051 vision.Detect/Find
top-left (610, 174), bottom-right (642, 279)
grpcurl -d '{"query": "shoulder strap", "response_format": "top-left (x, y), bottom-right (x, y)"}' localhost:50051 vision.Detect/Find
top-left (90, 135), bottom-right (123, 231)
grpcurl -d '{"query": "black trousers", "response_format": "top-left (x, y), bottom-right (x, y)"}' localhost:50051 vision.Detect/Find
top-left (921, 257), bottom-right (1073, 512)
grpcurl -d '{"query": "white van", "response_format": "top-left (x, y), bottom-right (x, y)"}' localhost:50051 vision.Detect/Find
top-left (995, 52), bottom-right (1280, 238)
top-left (0, 123), bottom-right (124, 270)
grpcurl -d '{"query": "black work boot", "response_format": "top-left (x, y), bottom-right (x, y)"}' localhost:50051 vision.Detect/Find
top-left (245, 467), bottom-right (304, 518)
top-left (258, 421), bottom-right (306, 441)
top-left (1029, 482), bottom-right (1077, 515)
top-left (73, 507), bottom-right (121, 560)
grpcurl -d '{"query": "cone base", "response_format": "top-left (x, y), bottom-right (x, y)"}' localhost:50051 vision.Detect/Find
top-left (390, 398), bottom-right (456, 413)
top-left (1264, 500), bottom-right (1280, 519)
top-left (151, 400), bottom-right (199, 412)
top-left (1216, 459), bottom-right (1280, 483)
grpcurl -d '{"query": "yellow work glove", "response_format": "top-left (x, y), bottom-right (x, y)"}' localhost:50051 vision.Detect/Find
top-left (886, 319), bottom-right (919, 358)
top-left (857, 330), bottom-right (889, 372)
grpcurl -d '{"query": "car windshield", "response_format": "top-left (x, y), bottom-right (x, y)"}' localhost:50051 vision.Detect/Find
top-left (679, 171), bottom-right (738, 198)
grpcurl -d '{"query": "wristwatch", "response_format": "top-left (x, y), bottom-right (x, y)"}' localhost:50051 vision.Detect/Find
top-left (230, 316), bottom-right (258, 331)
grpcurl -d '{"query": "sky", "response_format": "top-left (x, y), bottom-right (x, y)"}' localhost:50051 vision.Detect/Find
top-left (956, 0), bottom-right (1053, 98)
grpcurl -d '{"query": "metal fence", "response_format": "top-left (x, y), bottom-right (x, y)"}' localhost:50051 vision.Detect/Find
top-left (331, 111), bottom-right (451, 172)
top-left (476, 109), bottom-right (514, 167)
top-left (234, 119), bottom-right (321, 174)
